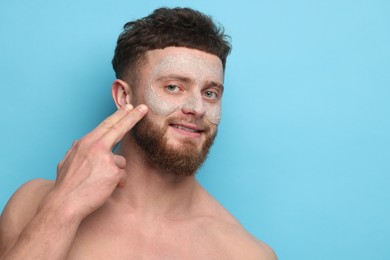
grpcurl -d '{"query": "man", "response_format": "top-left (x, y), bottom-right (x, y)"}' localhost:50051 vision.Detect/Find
top-left (0, 7), bottom-right (276, 259)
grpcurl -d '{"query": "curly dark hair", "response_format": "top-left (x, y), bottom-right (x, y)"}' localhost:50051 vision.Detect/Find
top-left (112, 7), bottom-right (232, 81)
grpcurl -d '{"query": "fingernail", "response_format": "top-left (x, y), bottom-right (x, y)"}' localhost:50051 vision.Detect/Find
top-left (137, 104), bottom-right (148, 113)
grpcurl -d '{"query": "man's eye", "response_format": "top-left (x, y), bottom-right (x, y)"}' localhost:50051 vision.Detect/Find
top-left (203, 90), bottom-right (218, 99)
top-left (165, 85), bottom-right (180, 92)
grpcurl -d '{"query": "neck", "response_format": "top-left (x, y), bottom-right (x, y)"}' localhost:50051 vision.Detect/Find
top-left (111, 134), bottom-right (200, 218)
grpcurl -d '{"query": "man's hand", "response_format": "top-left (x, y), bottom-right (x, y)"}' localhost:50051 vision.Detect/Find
top-left (0, 104), bottom-right (148, 260)
top-left (45, 104), bottom-right (148, 221)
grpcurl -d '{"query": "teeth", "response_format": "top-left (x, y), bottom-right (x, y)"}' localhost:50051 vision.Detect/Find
top-left (174, 125), bottom-right (199, 133)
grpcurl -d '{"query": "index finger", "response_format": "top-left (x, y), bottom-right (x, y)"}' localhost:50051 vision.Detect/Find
top-left (100, 104), bottom-right (148, 149)
top-left (87, 104), bottom-right (134, 142)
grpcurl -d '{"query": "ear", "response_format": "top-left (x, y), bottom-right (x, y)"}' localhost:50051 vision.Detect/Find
top-left (112, 79), bottom-right (132, 109)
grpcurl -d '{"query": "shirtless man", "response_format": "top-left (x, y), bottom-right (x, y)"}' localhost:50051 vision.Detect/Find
top-left (0, 7), bottom-right (277, 259)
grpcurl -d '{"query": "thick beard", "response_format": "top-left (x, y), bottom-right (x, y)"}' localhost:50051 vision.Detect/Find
top-left (132, 116), bottom-right (217, 177)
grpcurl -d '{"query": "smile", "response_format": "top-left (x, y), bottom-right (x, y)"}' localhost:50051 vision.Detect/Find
top-left (170, 124), bottom-right (202, 133)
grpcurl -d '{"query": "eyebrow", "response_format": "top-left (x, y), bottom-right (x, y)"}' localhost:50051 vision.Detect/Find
top-left (156, 74), bottom-right (224, 91)
top-left (206, 80), bottom-right (225, 92)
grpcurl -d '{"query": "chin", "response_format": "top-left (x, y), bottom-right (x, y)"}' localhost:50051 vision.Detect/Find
top-left (165, 132), bottom-right (205, 151)
top-left (132, 116), bottom-right (217, 177)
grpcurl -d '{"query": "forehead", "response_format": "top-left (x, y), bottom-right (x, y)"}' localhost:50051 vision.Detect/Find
top-left (143, 47), bottom-right (224, 84)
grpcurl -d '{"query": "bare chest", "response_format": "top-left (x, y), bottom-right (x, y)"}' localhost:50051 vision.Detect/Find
top-left (66, 214), bottom-right (230, 259)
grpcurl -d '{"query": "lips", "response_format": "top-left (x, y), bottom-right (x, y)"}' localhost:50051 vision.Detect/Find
top-left (170, 123), bottom-right (203, 133)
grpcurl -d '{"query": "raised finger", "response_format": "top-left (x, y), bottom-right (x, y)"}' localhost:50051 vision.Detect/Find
top-left (100, 104), bottom-right (148, 149)
top-left (87, 104), bottom-right (134, 141)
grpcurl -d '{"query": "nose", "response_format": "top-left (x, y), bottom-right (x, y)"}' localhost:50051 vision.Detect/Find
top-left (181, 94), bottom-right (206, 118)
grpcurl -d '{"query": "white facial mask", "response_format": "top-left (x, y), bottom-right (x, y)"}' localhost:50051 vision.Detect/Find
top-left (144, 52), bottom-right (223, 125)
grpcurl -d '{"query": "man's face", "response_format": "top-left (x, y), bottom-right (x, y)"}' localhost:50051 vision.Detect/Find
top-left (132, 47), bottom-right (224, 176)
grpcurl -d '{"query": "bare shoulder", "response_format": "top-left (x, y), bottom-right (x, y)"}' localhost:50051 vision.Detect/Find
top-left (209, 212), bottom-right (277, 259)
top-left (196, 187), bottom-right (277, 259)
top-left (0, 179), bottom-right (54, 255)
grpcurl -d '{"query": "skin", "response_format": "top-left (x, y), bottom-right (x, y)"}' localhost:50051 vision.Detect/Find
top-left (145, 52), bottom-right (223, 125)
top-left (0, 47), bottom-right (277, 259)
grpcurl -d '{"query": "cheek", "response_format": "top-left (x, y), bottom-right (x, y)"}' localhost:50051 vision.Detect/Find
top-left (144, 83), bottom-right (222, 124)
top-left (205, 104), bottom-right (221, 125)
top-left (145, 84), bottom-right (181, 116)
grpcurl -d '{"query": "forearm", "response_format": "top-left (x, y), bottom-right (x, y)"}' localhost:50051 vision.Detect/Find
top-left (2, 201), bottom-right (81, 260)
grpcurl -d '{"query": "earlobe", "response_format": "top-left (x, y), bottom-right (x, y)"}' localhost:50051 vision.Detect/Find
top-left (112, 79), bottom-right (132, 109)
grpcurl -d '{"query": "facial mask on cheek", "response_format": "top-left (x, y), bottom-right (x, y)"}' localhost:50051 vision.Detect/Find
top-left (205, 104), bottom-right (221, 125)
top-left (144, 82), bottom-right (180, 116)
top-left (144, 52), bottom-right (223, 125)
top-left (145, 83), bottom-right (222, 125)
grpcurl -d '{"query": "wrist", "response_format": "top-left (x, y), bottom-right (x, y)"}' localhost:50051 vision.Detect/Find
top-left (37, 190), bottom-right (84, 227)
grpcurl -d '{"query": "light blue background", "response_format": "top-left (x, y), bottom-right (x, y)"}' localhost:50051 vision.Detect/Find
top-left (1, 1), bottom-right (389, 259)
